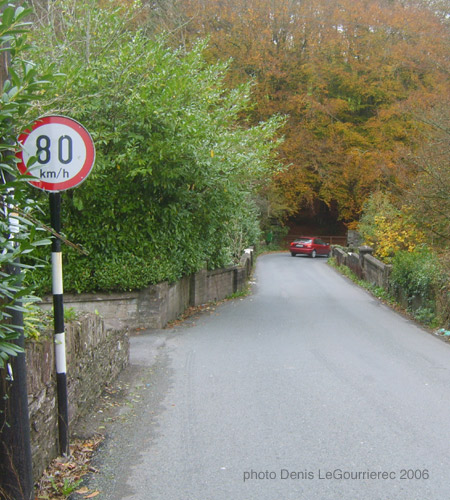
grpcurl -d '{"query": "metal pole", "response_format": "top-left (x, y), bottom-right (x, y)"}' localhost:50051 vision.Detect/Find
top-left (49, 192), bottom-right (69, 457)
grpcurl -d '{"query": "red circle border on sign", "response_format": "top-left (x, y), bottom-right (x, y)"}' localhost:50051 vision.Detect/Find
top-left (16, 115), bottom-right (95, 192)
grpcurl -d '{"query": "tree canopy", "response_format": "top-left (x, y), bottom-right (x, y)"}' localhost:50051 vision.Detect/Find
top-left (142, 0), bottom-right (449, 223)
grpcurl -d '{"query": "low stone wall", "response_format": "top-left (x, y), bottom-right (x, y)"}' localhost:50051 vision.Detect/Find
top-left (347, 252), bottom-right (364, 280)
top-left (363, 253), bottom-right (392, 290)
top-left (206, 267), bottom-right (235, 303)
top-left (347, 230), bottom-right (363, 247)
top-left (331, 246), bottom-right (391, 291)
top-left (41, 249), bottom-right (255, 329)
top-left (333, 247), bottom-right (348, 267)
top-left (26, 314), bottom-right (128, 480)
top-left (27, 250), bottom-right (254, 480)
top-left (332, 246), bottom-right (450, 327)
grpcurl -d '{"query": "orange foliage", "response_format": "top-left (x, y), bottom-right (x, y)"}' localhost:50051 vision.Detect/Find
top-left (143, 0), bottom-right (450, 223)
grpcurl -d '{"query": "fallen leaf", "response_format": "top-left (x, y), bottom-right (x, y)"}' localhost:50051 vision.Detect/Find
top-left (76, 487), bottom-right (90, 494)
top-left (85, 492), bottom-right (100, 498)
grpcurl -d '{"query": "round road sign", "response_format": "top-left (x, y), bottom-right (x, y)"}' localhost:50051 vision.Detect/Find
top-left (16, 115), bottom-right (95, 192)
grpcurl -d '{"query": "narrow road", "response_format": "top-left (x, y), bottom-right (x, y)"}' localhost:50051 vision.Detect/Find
top-left (87, 253), bottom-right (450, 500)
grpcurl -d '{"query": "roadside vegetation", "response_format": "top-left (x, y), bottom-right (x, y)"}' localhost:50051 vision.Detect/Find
top-left (0, 1), bottom-right (448, 495)
top-left (0, 2), bottom-right (53, 368)
top-left (142, 0), bottom-right (449, 224)
top-left (356, 171), bottom-right (450, 328)
top-left (1, 0), bottom-right (449, 364)
top-left (328, 257), bottom-right (394, 305)
top-left (139, 0), bottom-right (449, 324)
top-left (329, 247), bottom-right (449, 330)
top-left (25, 0), bottom-right (285, 295)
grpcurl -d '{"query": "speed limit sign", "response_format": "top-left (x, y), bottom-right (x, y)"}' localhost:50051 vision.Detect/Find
top-left (16, 115), bottom-right (95, 191)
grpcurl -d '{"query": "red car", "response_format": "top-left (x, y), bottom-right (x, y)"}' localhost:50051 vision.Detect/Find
top-left (290, 237), bottom-right (330, 258)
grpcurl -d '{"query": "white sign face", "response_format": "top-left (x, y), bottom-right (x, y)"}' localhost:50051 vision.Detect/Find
top-left (16, 116), bottom-right (95, 191)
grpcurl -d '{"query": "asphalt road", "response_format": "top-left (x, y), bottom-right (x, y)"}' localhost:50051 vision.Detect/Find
top-left (86, 253), bottom-right (450, 500)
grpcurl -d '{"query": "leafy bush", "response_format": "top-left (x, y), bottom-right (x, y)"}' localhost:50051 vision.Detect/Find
top-left (413, 305), bottom-right (438, 327)
top-left (23, 302), bottom-right (52, 340)
top-left (27, 1), bottom-right (284, 294)
top-left (389, 248), bottom-right (446, 325)
top-left (358, 192), bottom-right (425, 261)
top-left (259, 224), bottom-right (289, 252)
top-left (390, 248), bottom-right (441, 302)
top-left (0, 2), bottom-right (53, 367)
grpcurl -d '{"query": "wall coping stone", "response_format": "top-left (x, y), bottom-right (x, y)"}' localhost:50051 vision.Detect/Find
top-left (364, 253), bottom-right (387, 271)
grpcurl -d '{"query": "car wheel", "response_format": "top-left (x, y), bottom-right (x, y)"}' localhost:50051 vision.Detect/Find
top-left (291, 252), bottom-right (296, 257)
top-left (311, 250), bottom-right (317, 258)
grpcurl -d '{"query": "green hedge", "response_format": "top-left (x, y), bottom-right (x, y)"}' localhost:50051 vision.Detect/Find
top-left (26, 1), bottom-right (284, 294)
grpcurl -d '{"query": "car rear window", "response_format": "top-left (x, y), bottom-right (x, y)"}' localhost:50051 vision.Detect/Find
top-left (295, 238), bottom-right (312, 243)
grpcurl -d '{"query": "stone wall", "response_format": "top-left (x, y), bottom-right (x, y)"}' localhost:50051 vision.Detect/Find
top-left (41, 248), bottom-right (255, 330)
top-left (205, 267), bottom-right (235, 303)
top-left (332, 246), bottom-right (450, 328)
top-left (363, 254), bottom-right (392, 290)
top-left (347, 230), bottom-right (363, 247)
top-left (26, 314), bottom-right (128, 480)
top-left (333, 247), bottom-right (348, 267)
top-left (331, 246), bottom-right (391, 291)
top-left (347, 252), bottom-right (364, 280)
top-left (28, 248), bottom-right (254, 479)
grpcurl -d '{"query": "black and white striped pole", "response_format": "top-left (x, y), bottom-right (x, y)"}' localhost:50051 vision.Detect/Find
top-left (16, 115), bottom-right (95, 457)
top-left (49, 192), bottom-right (69, 456)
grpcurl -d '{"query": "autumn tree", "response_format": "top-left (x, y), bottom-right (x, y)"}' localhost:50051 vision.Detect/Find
top-left (142, 0), bottom-right (450, 224)
top-left (405, 98), bottom-right (450, 245)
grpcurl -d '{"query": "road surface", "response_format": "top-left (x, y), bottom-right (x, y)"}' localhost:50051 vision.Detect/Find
top-left (86, 253), bottom-right (450, 499)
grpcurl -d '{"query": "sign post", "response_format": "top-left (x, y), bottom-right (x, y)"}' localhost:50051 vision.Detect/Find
top-left (49, 191), bottom-right (68, 455)
top-left (17, 115), bottom-right (95, 456)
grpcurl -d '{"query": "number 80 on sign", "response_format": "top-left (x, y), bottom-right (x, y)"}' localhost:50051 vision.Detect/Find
top-left (16, 115), bottom-right (95, 192)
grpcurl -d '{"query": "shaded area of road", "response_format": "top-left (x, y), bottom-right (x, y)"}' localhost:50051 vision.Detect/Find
top-left (86, 253), bottom-right (450, 499)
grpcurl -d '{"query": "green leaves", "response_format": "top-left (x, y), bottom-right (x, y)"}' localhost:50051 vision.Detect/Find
top-left (0, 2), bottom-right (30, 37)
top-left (0, 2), bottom-right (55, 367)
top-left (391, 249), bottom-right (442, 302)
top-left (27, 0), bottom-right (283, 293)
